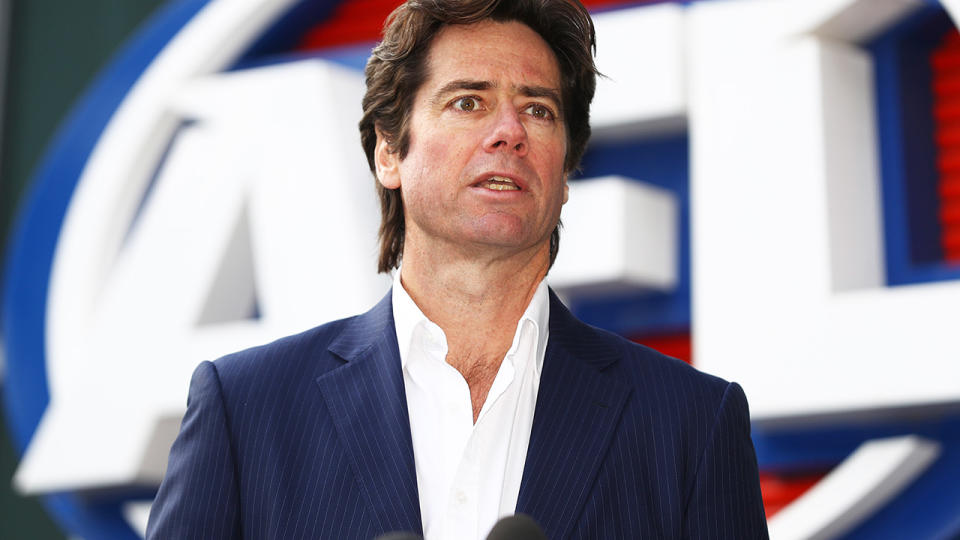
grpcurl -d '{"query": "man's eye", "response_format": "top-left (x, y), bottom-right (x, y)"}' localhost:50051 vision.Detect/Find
top-left (524, 104), bottom-right (555, 121)
top-left (452, 96), bottom-right (480, 111)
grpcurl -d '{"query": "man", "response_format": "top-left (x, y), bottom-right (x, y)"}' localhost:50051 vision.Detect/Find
top-left (147, 0), bottom-right (768, 538)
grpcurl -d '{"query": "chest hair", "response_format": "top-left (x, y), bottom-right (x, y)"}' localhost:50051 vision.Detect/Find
top-left (446, 350), bottom-right (506, 423)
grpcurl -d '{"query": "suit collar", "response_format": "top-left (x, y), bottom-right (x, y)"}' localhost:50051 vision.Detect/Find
top-left (327, 290), bottom-right (395, 362)
top-left (316, 289), bottom-right (630, 537)
top-left (516, 290), bottom-right (631, 538)
top-left (544, 289), bottom-right (621, 370)
top-left (317, 290), bottom-right (423, 534)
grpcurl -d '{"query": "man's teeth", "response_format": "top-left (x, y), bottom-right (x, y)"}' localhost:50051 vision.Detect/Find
top-left (482, 176), bottom-right (520, 191)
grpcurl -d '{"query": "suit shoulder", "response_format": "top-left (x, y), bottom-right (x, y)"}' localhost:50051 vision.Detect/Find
top-left (210, 315), bottom-right (357, 385)
top-left (580, 324), bottom-right (754, 453)
top-left (580, 321), bottom-right (732, 403)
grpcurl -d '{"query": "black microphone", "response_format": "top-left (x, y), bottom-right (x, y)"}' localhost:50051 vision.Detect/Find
top-left (373, 532), bottom-right (423, 540)
top-left (486, 514), bottom-right (547, 540)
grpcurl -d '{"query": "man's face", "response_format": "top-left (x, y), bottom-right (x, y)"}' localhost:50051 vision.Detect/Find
top-left (376, 20), bottom-right (568, 265)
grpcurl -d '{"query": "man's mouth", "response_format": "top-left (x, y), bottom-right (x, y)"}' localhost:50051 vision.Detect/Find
top-left (479, 176), bottom-right (521, 191)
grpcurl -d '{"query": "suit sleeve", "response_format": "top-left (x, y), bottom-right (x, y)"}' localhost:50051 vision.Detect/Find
top-left (684, 382), bottom-right (769, 539)
top-left (146, 361), bottom-right (241, 540)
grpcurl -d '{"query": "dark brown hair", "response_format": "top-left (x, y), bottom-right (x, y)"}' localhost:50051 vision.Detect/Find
top-left (359, 0), bottom-right (598, 273)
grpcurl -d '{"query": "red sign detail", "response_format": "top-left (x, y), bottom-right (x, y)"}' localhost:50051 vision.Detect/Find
top-left (933, 30), bottom-right (960, 261)
top-left (758, 471), bottom-right (826, 518)
top-left (631, 332), bottom-right (692, 364)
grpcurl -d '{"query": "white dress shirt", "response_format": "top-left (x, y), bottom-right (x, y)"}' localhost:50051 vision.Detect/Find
top-left (391, 270), bottom-right (549, 540)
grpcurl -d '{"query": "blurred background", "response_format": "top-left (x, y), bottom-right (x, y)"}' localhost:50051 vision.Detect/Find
top-left (2, 0), bottom-right (959, 538)
top-left (2, 3), bottom-right (170, 538)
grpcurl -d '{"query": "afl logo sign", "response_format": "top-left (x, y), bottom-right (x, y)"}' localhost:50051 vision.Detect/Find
top-left (4, 0), bottom-right (960, 538)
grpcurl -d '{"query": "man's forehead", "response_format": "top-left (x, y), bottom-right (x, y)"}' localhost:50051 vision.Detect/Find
top-left (423, 20), bottom-right (562, 92)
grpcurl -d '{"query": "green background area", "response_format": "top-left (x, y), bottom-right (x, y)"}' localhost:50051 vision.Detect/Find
top-left (1, 1), bottom-right (165, 538)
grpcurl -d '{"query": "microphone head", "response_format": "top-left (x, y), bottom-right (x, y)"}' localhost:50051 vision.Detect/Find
top-left (486, 514), bottom-right (547, 540)
top-left (374, 532), bottom-right (423, 540)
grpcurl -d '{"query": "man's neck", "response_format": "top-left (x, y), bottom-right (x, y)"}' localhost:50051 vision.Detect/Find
top-left (400, 251), bottom-right (548, 341)
top-left (399, 243), bottom-right (550, 420)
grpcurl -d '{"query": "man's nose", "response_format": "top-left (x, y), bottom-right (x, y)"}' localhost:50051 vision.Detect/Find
top-left (483, 105), bottom-right (528, 156)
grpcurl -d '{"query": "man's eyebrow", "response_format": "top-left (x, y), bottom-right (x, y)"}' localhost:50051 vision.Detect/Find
top-left (430, 79), bottom-right (493, 105)
top-left (518, 85), bottom-right (562, 109)
top-left (430, 80), bottom-right (562, 106)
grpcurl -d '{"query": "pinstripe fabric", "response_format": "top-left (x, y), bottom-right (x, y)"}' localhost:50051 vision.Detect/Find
top-left (147, 290), bottom-right (767, 539)
top-left (515, 292), bottom-right (768, 539)
top-left (147, 293), bottom-right (418, 539)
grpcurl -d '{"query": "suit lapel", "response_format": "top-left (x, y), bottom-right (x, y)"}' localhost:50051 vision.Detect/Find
top-left (315, 291), bottom-right (422, 534)
top-left (516, 291), bottom-right (631, 539)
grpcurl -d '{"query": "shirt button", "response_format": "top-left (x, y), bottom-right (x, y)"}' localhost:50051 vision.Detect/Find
top-left (455, 490), bottom-right (468, 505)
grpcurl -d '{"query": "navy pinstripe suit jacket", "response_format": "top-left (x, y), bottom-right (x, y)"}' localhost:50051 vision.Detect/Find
top-left (147, 290), bottom-right (768, 539)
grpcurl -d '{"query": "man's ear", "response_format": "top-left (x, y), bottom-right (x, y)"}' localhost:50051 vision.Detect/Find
top-left (563, 175), bottom-right (569, 204)
top-left (375, 130), bottom-right (401, 190)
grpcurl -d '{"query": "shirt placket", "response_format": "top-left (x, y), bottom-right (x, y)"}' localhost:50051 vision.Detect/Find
top-left (445, 425), bottom-right (482, 539)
